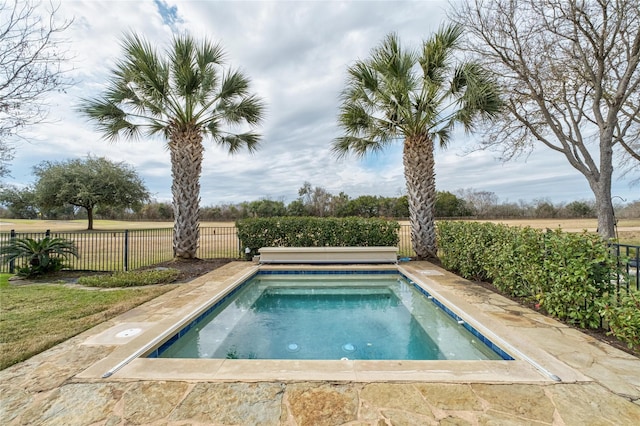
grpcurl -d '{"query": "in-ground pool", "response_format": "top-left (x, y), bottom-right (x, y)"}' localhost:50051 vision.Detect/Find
top-left (152, 271), bottom-right (512, 361)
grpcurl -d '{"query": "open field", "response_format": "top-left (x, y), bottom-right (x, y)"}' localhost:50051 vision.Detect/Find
top-left (0, 219), bottom-right (234, 232)
top-left (3, 217), bottom-right (638, 233)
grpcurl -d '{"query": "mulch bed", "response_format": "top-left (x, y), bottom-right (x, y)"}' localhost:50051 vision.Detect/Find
top-left (142, 258), bottom-right (233, 282)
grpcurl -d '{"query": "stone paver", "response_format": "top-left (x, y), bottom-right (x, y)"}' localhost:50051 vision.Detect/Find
top-left (1, 261), bottom-right (640, 425)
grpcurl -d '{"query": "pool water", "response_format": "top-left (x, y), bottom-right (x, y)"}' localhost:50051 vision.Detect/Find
top-left (157, 273), bottom-right (504, 361)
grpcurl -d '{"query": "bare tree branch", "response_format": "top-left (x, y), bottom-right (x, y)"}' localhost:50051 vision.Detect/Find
top-left (450, 0), bottom-right (640, 239)
top-left (0, 0), bottom-right (72, 177)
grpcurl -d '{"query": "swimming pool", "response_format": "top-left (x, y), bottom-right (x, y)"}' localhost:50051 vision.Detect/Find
top-left (151, 271), bottom-right (511, 361)
top-left (83, 263), bottom-right (571, 383)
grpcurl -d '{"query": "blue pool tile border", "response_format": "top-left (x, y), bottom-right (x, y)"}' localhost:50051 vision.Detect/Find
top-left (402, 274), bottom-right (514, 361)
top-left (257, 269), bottom-right (397, 275)
top-left (148, 269), bottom-right (514, 361)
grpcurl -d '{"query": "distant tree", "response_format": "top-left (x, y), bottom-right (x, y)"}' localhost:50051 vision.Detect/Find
top-left (457, 189), bottom-right (498, 218)
top-left (435, 191), bottom-right (472, 217)
top-left (617, 201), bottom-right (640, 220)
top-left (33, 156), bottom-right (149, 230)
top-left (391, 195), bottom-right (410, 218)
top-left (139, 201), bottom-right (173, 221)
top-left (333, 25), bottom-right (501, 258)
top-left (534, 200), bottom-right (558, 218)
top-left (247, 199), bottom-right (287, 217)
top-left (330, 191), bottom-right (350, 217)
top-left (347, 195), bottom-right (381, 218)
top-left (286, 199), bottom-right (306, 217)
top-left (298, 182), bottom-right (333, 217)
top-left (565, 201), bottom-right (595, 218)
top-left (0, 0), bottom-right (73, 177)
top-left (487, 202), bottom-right (525, 218)
top-left (0, 185), bottom-right (38, 218)
top-left (81, 32), bottom-right (265, 258)
top-left (451, 0), bottom-right (640, 239)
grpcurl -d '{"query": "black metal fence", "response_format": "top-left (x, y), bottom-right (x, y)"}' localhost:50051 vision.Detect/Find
top-left (1, 225), bottom-right (636, 292)
top-left (611, 243), bottom-right (640, 293)
top-left (0, 227), bottom-right (240, 273)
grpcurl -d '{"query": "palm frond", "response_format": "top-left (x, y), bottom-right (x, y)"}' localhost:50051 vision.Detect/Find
top-left (80, 98), bottom-right (141, 141)
top-left (215, 132), bottom-right (262, 154)
top-left (419, 23), bottom-right (463, 85)
top-left (120, 32), bottom-right (170, 104)
top-left (195, 38), bottom-right (225, 100)
top-left (170, 34), bottom-right (200, 99)
top-left (219, 69), bottom-right (250, 101)
top-left (215, 95), bottom-right (265, 127)
top-left (451, 61), bottom-right (503, 132)
top-left (331, 136), bottom-right (390, 159)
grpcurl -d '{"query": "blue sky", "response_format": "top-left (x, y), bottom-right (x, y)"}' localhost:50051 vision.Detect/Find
top-left (2, 0), bottom-right (638, 206)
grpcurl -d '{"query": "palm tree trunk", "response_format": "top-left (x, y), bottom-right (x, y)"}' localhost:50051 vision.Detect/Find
top-left (403, 134), bottom-right (438, 259)
top-left (169, 128), bottom-right (203, 259)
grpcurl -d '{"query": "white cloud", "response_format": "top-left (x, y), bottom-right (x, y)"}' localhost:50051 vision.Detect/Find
top-left (3, 0), bottom-right (638, 206)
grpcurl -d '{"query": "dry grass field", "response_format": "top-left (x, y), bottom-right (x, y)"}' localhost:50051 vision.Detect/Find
top-left (2, 217), bottom-right (639, 244)
top-left (399, 218), bottom-right (640, 245)
top-left (1, 217), bottom-right (638, 272)
top-left (3, 217), bottom-right (638, 233)
top-left (0, 219), bottom-right (234, 232)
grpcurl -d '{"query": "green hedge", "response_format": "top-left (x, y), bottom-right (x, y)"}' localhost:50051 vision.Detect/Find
top-left (437, 221), bottom-right (617, 329)
top-left (599, 289), bottom-right (640, 351)
top-left (236, 216), bottom-right (400, 256)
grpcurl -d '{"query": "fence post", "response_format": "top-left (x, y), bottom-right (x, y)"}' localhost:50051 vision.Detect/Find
top-left (123, 230), bottom-right (129, 271)
top-left (9, 229), bottom-right (16, 274)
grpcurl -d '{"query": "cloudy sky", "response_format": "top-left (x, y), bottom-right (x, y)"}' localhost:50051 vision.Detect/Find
top-left (4, 0), bottom-right (638, 207)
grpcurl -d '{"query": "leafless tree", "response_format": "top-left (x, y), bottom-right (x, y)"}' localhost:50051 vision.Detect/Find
top-left (450, 0), bottom-right (639, 239)
top-left (0, 0), bottom-right (72, 177)
top-left (456, 188), bottom-right (499, 217)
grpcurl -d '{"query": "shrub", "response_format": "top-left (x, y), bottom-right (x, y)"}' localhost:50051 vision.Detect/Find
top-left (77, 268), bottom-right (180, 288)
top-left (437, 221), bottom-right (619, 329)
top-left (0, 237), bottom-right (78, 278)
top-left (600, 290), bottom-right (640, 352)
top-left (539, 230), bottom-right (616, 328)
top-left (236, 216), bottom-right (400, 256)
top-left (437, 221), bottom-right (504, 281)
top-left (484, 226), bottom-right (546, 298)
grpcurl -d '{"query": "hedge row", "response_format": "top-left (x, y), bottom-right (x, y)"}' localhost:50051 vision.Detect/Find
top-left (236, 216), bottom-right (400, 256)
top-left (437, 221), bottom-right (618, 329)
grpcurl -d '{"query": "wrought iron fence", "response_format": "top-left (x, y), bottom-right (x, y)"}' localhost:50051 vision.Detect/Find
top-left (610, 243), bottom-right (640, 292)
top-left (2, 224), bottom-right (636, 292)
top-left (0, 227), bottom-right (241, 273)
top-left (398, 224), bottom-right (414, 257)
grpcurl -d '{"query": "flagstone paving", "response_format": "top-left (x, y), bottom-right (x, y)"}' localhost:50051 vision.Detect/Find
top-left (1, 261), bottom-right (639, 425)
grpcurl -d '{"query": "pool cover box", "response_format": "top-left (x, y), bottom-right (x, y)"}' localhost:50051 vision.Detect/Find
top-left (258, 247), bottom-right (398, 264)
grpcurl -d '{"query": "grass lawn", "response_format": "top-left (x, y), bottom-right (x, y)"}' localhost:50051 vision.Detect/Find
top-left (0, 274), bottom-right (174, 370)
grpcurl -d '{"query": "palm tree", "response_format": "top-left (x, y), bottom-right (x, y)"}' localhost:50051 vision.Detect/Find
top-left (81, 33), bottom-right (265, 259)
top-left (333, 25), bottom-right (501, 259)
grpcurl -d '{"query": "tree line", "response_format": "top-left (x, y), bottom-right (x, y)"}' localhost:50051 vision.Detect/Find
top-left (3, 166), bottom-right (637, 224)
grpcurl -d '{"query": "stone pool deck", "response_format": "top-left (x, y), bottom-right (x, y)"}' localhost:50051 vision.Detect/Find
top-left (1, 261), bottom-right (639, 425)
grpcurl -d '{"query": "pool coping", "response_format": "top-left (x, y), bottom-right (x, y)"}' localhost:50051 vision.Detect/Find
top-left (76, 262), bottom-right (590, 383)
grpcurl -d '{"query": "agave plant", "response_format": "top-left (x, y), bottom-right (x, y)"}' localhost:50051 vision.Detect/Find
top-left (0, 237), bottom-right (79, 277)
